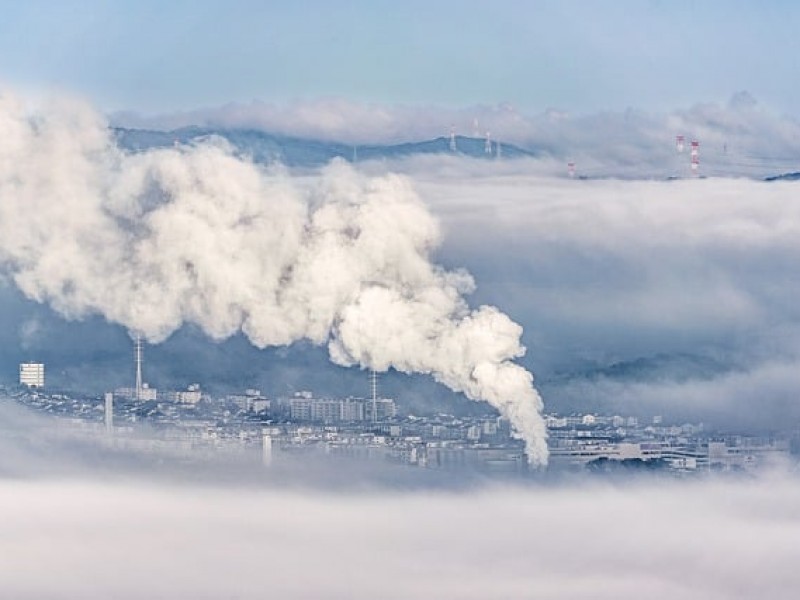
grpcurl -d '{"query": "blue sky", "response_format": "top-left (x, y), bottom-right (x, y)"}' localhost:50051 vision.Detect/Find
top-left (1, 1), bottom-right (799, 116)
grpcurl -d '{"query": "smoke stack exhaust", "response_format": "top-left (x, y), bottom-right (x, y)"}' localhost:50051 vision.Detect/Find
top-left (0, 92), bottom-right (549, 465)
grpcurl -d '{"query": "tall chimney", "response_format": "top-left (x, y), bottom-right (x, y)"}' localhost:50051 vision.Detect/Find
top-left (134, 334), bottom-right (143, 401)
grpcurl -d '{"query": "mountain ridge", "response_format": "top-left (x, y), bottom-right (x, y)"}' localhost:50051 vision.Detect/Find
top-left (112, 126), bottom-right (537, 167)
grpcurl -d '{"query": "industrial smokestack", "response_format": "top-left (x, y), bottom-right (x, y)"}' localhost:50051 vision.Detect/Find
top-left (134, 334), bottom-right (143, 401)
top-left (370, 369), bottom-right (378, 423)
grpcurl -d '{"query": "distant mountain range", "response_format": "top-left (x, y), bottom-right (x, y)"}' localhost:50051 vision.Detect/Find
top-left (543, 352), bottom-right (734, 386)
top-left (112, 126), bottom-right (537, 167)
top-left (113, 126), bottom-right (800, 179)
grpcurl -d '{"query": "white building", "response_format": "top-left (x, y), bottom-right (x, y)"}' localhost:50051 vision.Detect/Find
top-left (114, 382), bottom-right (158, 401)
top-left (341, 399), bottom-right (365, 422)
top-left (311, 399), bottom-right (343, 423)
top-left (289, 397), bottom-right (313, 421)
top-left (365, 398), bottom-right (397, 422)
top-left (19, 362), bottom-right (44, 388)
top-left (167, 384), bottom-right (201, 404)
top-left (248, 398), bottom-right (270, 414)
top-left (289, 396), bottom-right (397, 423)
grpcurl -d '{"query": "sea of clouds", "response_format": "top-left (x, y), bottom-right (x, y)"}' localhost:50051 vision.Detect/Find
top-left (2, 473), bottom-right (799, 599)
top-left (3, 89), bottom-right (800, 599)
top-left (403, 167), bottom-right (800, 427)
top-left (1, 401), bottom-right (799, 600)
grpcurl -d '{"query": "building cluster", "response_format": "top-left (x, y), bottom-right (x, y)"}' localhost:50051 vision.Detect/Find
top-left (287, 392), bottom-right (397, 423)
top-left (113, 382), bottom-right (205, 404)
top-left (19, 362), bottom-right (45, 388)
top-left (8, 360), bottom-right (799, 476)
top-left (546, 413), bottom-right (793, 474)
top-left (4, 380), bottom-right (526, 473)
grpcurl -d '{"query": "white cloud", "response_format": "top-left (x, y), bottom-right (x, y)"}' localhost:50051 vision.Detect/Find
top-left (1, 475), bottom-right (799, 599)
top-left (111, 94), bottom-right (800, 178)
top-left (394, 169), bottom-right (800, 422)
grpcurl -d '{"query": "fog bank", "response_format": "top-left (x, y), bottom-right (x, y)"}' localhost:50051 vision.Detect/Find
top-left (1, 475), bottom-right (799, 599)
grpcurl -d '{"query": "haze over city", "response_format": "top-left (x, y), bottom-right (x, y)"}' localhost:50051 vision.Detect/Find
top-left (2, 2), bottom-right (800, 598)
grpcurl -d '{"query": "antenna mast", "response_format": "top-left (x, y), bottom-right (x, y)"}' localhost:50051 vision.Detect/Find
top-left (370, 369), bottom-right (378, 423)
top-left (134, 334), bottom-right (143, 401)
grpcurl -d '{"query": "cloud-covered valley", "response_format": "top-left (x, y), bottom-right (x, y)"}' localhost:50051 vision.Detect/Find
top-left (414, 171), bottom-right (800, 426)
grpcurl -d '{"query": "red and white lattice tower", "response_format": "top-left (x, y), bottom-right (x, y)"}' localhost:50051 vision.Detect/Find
top-left (690, 140), bottom-right (699, 175)
top-left (676, 135), bottom-right (685, 153)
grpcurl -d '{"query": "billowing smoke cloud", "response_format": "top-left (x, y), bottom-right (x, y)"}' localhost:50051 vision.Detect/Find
top-left (0, 91), bottom-right (547, 464)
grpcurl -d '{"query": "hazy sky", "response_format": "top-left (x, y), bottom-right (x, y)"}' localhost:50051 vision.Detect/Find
top-left (1, 0), bottom-right (799, 115)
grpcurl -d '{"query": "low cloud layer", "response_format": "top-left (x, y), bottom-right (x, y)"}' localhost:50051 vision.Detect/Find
top-left (407, 171), bottom-right (800, 425)
top-left (113, 92), bottom-right (800, 178)
top-left (1, 474), bottom-right (799, 599)
top-left (2, 394), bottom-right (798, 599)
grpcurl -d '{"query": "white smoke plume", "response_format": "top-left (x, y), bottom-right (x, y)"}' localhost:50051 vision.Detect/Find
top-left (0, 91), bottom-right (547, 464)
